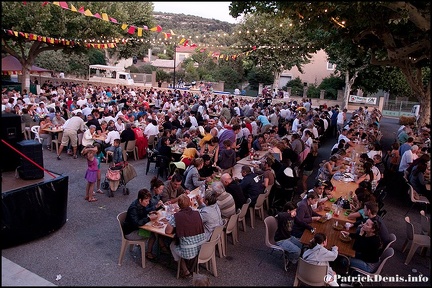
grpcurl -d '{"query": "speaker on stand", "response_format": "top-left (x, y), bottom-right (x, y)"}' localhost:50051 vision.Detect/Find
top-left (16, 140), bottom-right (44, 180)
top-left (1, 114), bottom-right (23, 172)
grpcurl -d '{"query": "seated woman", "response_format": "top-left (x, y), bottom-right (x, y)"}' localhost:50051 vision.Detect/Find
top-left (341, 218), bottom-right (382, 273)
top-left (316, 154), bottom-right (343, 181)
top-left (122, 189), bottom-right (153, 240)
top-left (184, 158), bottom-right (211, 191)
top-left (196, 188), bottom-right (224, 241)
top-left (409, 162), bottom-right (431, 202)
top-left (199, 154), bottom-right (217, 178)
top-left (302, 233), bottom-right (339, 286)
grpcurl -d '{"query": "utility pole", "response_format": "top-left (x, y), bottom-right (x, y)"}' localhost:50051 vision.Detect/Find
top-left (173, 44), bottom-right (177, 89)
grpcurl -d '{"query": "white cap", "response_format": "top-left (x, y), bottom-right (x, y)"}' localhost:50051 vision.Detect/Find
top-left (72, 109), bottom-right (82, 115)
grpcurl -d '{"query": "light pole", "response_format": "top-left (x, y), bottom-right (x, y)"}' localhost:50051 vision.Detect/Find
top-left (173, 44), bottom-right (177, 89)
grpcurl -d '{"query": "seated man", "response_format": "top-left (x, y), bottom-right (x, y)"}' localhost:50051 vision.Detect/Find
top-left (220, 173), bottom-right (247, 210)
top-left (274, 202), bottom-right (303, 269)
top-left (239, 165), bottom-right (265, 206)
top-left (210, 181), bottom-right (236, 220)
top-left (165, 194), bottom-right (206, 278)
top-left (291, 191), bottom-right (321, 239)
top-left (161, 173), bottom-right (189, 204)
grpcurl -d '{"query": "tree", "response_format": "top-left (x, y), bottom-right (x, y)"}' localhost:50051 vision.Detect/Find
top-left (229, 1), bottom-right (430, 125)
top-left (1, 2), bottom-right (154, 91)
top-left (233, 13), bottom-right (313, 90)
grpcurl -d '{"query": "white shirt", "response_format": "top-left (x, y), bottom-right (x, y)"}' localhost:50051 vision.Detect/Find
top-left (399, 150), bottom-right (414, 172)
top-left (144, 122), bottom-right (159, 137)
top-left (105, 130), bottom-right (120, 145)
top-left (189, 115), bottom-right (198, 127)
top-left (82, 129), bottom-right (95, 147)
top-left (292, 118), bottom-right (301, 133)
top-left (337, 112), bottom-right (345, 124)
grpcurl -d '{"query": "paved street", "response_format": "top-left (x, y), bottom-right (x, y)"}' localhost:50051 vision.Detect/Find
top-left (2, 116), bottom-right (430, 286)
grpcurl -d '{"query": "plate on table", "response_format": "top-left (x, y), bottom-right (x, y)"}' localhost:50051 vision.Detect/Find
top-left (317, 217), bottom-right (328, 223)
top-left (333, 223), bottom-right (344, 231)
top-left (339, 234), bottom-right (352, 242)
top-left (324, 206), bottom-right (331, 212)
top-left (151, 221), bottom-right (165, 228)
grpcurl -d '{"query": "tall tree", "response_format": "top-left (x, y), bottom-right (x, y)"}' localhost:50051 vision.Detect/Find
top-left (229, 1), bottom-right (430, 125)
top-left (1, 2), bottom-right (154, 91)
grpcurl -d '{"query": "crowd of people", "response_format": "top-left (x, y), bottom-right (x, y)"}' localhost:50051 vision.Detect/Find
top-left (2, 79), bottom-right (431, 284)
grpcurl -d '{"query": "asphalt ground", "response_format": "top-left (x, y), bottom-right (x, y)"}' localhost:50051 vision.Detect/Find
top-left (2, 116), bottom-right (430, 286)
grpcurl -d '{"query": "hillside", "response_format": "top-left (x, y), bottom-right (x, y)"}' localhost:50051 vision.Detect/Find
top-left (153, 12), bottom-right (236, 35)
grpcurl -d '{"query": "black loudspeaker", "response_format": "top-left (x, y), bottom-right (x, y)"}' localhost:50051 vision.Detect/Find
top-left (16, 140), bottom-right (44, 180)
top-left (1, 114), bottom-right (23, 172)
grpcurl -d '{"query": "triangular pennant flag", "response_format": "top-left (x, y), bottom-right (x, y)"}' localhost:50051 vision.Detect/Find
top-left (190, 44), bottom-right (197, 48)
top-left (170, 30), bottom-right (176, 35)
top-left (24, 33), bottom-right (28, 38)
top-left (121, 23), bottom-right (128, 30)
top-left (50, 38), bottom-right (55, 44)
top-left (59, 2), bottom-right (68, 9)
top-left (42, 2), bottom-right (49, 7)
top-left (183, 40), bottom-right (189, 47)
top-left (78, 6), bottom-right (85, 13)
top-left (109, 17), bottom-right (118, 23)
top-left (179, 38), bottom-right (185, 45)
top-left (149, 25), bottom-right (162, 32)
top-left (142, 25), bottom-right (148, 30)
top-left (164, 32), bottom-right (170, 39)
top-left (70, 4), bottom-right (77, 12)
top-left (93, 13), bottom-right (101, 19)
top-left (52, 2), bottom-right (60, 6)
top-left (14, 31), bottom-right (19, 37)
top-left (42, 36), bottom-right (47, 42)
top-left (226, 55), bottom-right (229, 60)
top-left (127, 26), bottom-right (136, 35)
top-left (84, 9), bottom-right (93, 16)
top-left (137, 28), bottom-right (143, 37)
top-left (19, 32), bottom-right (25, 37)
top-left (101, 13), bottom-right (109, 21)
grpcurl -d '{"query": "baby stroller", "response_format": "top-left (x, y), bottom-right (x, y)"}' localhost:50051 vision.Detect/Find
top-left (268, 166), bottom-right (298, 216)
top-left (101, 162), bottom-right (137, 197)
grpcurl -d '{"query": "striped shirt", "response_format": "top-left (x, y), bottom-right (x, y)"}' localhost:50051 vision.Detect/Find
top-left (217, 192), bottom-right (236, 219)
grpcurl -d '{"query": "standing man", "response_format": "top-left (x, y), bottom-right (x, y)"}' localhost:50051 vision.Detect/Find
top-left (57, 109), bottom-right (85, 160)
top-left (337, 108), bottom-right (347, 135)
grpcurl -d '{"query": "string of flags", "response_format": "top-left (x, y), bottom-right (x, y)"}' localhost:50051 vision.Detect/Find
top-left (22, 1), bottom-right (163, 36)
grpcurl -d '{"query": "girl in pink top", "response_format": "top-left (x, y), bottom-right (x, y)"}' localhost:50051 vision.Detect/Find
top-left (81, 145), bottom-right (99, 202)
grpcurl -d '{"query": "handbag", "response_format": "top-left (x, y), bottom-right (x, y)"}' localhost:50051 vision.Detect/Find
top-left (106, 167), bottom-right (121, 181)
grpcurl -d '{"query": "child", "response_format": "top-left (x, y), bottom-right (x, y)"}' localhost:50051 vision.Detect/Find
top-left (217, 139), bottom-right (236, 175)
top-left (81, 145), bottom-right (99, 202)
top-left (94, 143), bottom-right (105, 194)
top-left (105, 138), bottom-right (123, 166)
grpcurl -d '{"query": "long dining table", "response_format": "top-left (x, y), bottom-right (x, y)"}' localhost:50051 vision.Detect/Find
top-left (139, 187), bottom-right (201, 238)
top-left (299, 217), bottom-right (357, 257)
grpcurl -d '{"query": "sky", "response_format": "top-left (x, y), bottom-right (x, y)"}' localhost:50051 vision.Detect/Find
top-left (152, 2), bottom-right (240, 24)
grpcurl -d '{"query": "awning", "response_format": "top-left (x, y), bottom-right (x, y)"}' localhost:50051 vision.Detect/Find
top-left (1, 55), bottom-right (53, 75)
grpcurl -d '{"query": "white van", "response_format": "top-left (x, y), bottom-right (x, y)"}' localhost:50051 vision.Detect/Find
top-left (411, 104), bottom-right (420, 121)
top-left (88, 64), bottom-right (134, 85)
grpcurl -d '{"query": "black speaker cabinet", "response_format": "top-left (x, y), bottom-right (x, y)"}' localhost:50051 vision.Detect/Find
top-left (16, 140), bottom-right (44, 180)
top-left (1, 114), bottom-right (23, 171)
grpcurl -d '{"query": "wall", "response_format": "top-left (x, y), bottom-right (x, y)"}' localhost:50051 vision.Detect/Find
top-left (279, 49), bottom-right (336, 88)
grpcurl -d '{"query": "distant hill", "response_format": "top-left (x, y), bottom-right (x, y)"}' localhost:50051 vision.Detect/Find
top-left (153, 12), bottom-right (236, 35)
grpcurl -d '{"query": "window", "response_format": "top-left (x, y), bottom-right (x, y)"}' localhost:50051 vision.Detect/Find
top-left (327, 62), bottom-right (336, 70)
top-left (119, 74), bottom-right (126, 80)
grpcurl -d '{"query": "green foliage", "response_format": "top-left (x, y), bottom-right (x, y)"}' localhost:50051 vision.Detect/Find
top-left (318, 75), bottom-right (344, 99)
top-left (246, 67), bottom-right (274, 90)
top-left (285, 77), bottom-right (304, 97)
top-left (157, 53), bottom-right (170, 60)
top-left (156, 70), bottom-right (171, 82)
top-left (306, 84), bottom-right (320, 99)
top-left (229, 1), bottom-right (430, 105)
